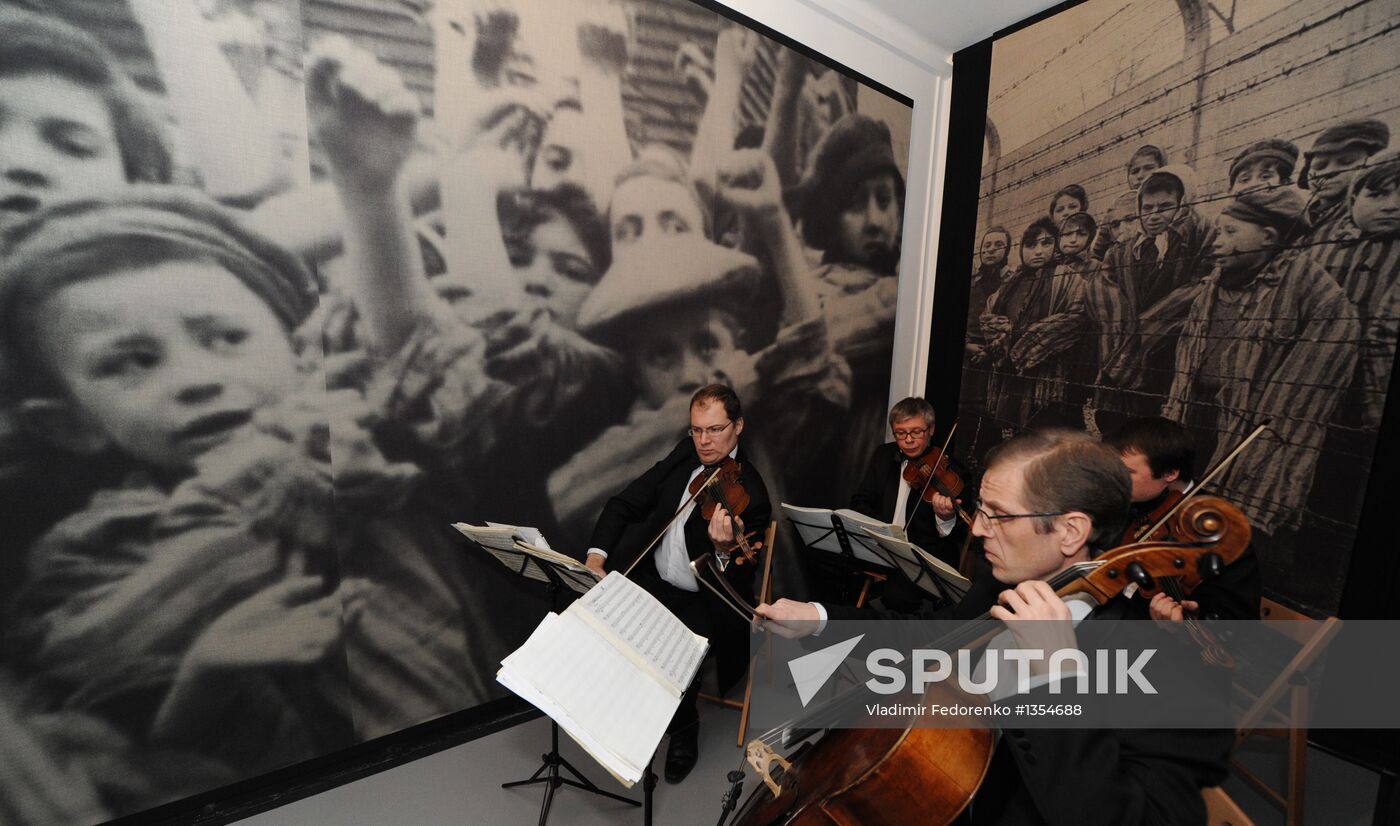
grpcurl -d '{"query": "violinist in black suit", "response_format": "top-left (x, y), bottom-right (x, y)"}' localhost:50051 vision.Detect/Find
top-left (848, 397), bottom-right (967, 610)
top-left (582, 384), bottom-right (770, 784)
top-left (757, 431), bottom-right (1233, 825)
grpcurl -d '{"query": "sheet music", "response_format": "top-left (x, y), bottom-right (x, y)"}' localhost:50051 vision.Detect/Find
top-left (574, 573), bottom-right (707, 696)
top-left (514, 540), bottom-right (597, 573)
top-left (497, 612), bottom-right (675, 786)
top-left (489, 521), bottom-right (552, 551)
top-left (838, 508), bottom-right (906, 540)
top-left (451, 522), bottom-right (519, 552)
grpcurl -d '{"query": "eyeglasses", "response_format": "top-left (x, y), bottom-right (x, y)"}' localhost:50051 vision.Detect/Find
top-left (970, 501), bottom-right (1066, 524)
top-left (892, 427), bottom-right (928, 441)
top-left (688, 420), bottom-right (734, 439)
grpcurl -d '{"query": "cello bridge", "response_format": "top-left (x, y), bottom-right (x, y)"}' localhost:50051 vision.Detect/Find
top-left (746, 740), bottom-right (792, 797)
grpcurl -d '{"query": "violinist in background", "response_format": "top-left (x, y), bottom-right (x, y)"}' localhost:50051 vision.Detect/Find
top-left (1105, 417), bottom-right (1261, 622)
top-left (580, 384), bottom-right (770, 784)
top-left (845, 398), bottom-right (967, 611)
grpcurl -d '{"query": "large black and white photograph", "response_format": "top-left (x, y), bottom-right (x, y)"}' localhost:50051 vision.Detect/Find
top-left (0, 0), bottom-right (913, 822)
top-left (959, 0), bottom-right (1399, 613)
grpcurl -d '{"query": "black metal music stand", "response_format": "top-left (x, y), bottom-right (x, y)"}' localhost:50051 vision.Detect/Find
top-left (498, 561), bottom-right (640, 825)
top-left (641, 749), bottom-right (659, 826)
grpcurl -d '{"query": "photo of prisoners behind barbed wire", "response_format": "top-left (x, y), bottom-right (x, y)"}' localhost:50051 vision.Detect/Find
top-left (958, 0), bottom-right (1400, 613)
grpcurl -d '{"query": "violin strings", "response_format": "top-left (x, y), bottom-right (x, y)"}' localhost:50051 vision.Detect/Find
top-left (622, 466), bottom-right (723, 578)
top-left (903, 423), bottom-right (960, 534)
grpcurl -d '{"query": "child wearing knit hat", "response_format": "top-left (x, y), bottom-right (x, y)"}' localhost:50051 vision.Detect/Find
top-left (791, 114), bottom-right (904, 275)
top-left (1228, 138), bottom-right (1300, 195)
top-left (1300, 119), bottom-right (1390, 226)
top-left (0, 40), bottom-right (526, 794)
top-left (788, 113), bottom-right (904, 497)
top-left (1163, 187), bottom-right (1358, 547)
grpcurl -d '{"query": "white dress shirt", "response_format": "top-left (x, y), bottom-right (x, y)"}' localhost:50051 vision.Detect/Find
top-left (587, 445), bottom-right (738, 592)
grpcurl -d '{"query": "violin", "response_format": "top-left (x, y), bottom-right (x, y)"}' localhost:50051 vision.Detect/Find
top-left (902, 448), bottom-right (964, 501)
top-left (689, 456), bottom-right (762, 567)
top-left (1120, 488), bottom-right (1186, 545)
top-left (730, 496), bottom-right (1252, 826)
top-left (902, 423), bottom-right (971, 527)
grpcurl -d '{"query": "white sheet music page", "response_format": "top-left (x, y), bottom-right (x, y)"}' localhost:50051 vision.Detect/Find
top-left (573, 572), bottom-right (707, 697)
top-left (497, 612), bottom-right (674, 785)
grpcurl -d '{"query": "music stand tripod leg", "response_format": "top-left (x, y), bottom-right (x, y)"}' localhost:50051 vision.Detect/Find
top-left (499, 567), bottom-right (642, 823)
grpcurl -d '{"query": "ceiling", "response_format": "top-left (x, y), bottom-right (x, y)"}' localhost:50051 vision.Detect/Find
top-left (838, 0), bottom-right (1066, 58)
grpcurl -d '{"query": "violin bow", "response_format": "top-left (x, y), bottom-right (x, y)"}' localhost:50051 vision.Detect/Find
top-left (904, 421), bottom-right (972, 532)
top-left (1135, 420), bottom-right (1270, 543)
top-left (689, 554), bottom-right (759, 623)
top-left (621, 465), bottom-right (725, 578)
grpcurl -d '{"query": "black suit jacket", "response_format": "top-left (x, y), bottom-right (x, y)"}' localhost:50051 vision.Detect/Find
top-left (825, 574), bottom-right (1233, 825)
top-left (851, 441), bottom-right (967, 567)
top-left (586, 438), bottom-right (772, 597)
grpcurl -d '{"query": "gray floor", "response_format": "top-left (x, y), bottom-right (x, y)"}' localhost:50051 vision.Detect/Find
top-left (239, 700), bottom-right (1390, 826)
top-left (238, 700), bottom-right (753, 826)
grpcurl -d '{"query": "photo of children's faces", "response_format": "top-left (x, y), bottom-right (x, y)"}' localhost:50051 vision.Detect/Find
top-left (0, 1), bottom-right (912, 821)
top-left (962, 0), bottom-right (1399, 612)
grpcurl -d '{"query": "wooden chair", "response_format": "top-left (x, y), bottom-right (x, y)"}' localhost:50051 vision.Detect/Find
top-left (1203, 785), bottom-right (1255, 826)
top-left (1228, 597), bottom-right (1343, 826)
top-left (700, 519), bottom-right (778, 746)
top-left (855, 570), bottom-right (887, 607)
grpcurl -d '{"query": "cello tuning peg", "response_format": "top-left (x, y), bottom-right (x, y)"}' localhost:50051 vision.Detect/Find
top-left (1197, 552), bottom-right (1224, 579)
top-left (1125, 560), bottom-right (1155, 590)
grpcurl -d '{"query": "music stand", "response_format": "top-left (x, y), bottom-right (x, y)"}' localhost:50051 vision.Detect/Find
top-left (859, 528), bottom-right (970, 606)
top-left (490, 548), bottom-right (640, 824)
top-left (786, 510), bottom-right (932, 606)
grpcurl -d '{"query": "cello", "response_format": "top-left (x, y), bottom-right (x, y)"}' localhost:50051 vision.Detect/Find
top-left (728, 495), bottom-right (1251, 826)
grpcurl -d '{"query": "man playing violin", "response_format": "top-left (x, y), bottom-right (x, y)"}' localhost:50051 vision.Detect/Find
top-left (844, 397), bottom-right (966, 610)
top-left (1105, 416), bottom-right (1261, 623)
top-left (582, 383), bottom-right (771, 784)
top-left (756, 430), bottom-right (1233, 824)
